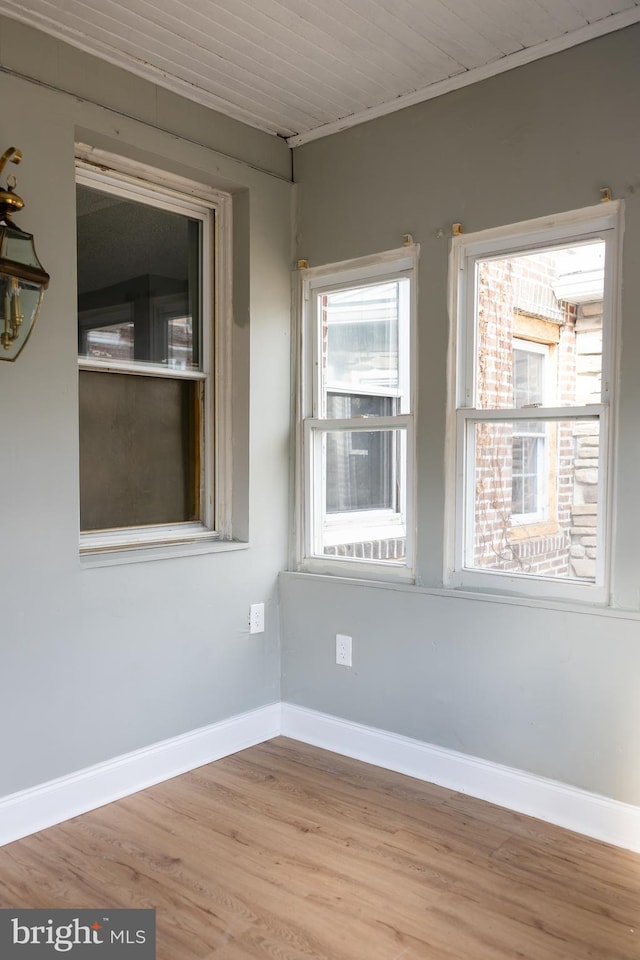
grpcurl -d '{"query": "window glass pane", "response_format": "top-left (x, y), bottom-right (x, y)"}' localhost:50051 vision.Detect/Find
top-left (318, 427), bottom-right (406, 563)
top-left (321, 280), bottom-right (405, 411)
top-left (77, 184), bottom-right (202, 369)
top-left (326, 393), bottom-right (396, 418)
top-left (469, 418), bottom-right (599, 580)
top-left (326, 429), bottom-right (397, 513)
top-left (475, 241), bottom-right (605, 409)
top-left (84, 319), bottom-right (134, 361)
top-left (79, 371), bottom-right (200, 531)
top-left (513, 347), bottom-right (544, 407)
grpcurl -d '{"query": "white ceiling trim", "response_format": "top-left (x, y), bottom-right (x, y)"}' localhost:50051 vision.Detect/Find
top-left (287, 7), bottom-right (640, 146)
top-left (0, 1), bottom-right (287, 136)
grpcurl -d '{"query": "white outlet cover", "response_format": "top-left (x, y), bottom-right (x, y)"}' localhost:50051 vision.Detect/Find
top-left (249, 603), bottom-right (265, 634)
top-left (336, 633), bottom-right (352, 667)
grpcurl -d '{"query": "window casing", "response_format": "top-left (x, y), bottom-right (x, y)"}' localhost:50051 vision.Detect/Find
top-left (298, 247), bottom-right (418, 579)
top-left (76, 151), bottom-right (231, 555)
top-left (447, 203), bottom-right (622, 602)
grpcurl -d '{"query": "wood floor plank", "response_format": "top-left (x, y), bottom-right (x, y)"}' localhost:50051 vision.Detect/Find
top-left (218, 744), bottom-right (509, 853)
top-left (381, 828), bottom-right (637, 958)
top-left (0, 737), bottom-right (638, 960)
top-left (64, 787), bottom-right (442, 958)
top-left (120, 787), bottom-right (447, 956)
top-left (443, 787), bottom-right (640, 871)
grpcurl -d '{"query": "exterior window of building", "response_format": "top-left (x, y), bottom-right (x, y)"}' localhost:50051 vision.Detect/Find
top-left (447, 203), bottom-right (622, 601)
top-left (76, 152), bottom-right (229, 554)
top-left (511, 339), bottom-right (549, 524)
top-left (298, 247), bottom-right (417, 578)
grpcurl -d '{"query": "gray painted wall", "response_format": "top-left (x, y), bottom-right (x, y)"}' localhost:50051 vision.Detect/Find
top-left (0, 20), bottom-right (292, 795)
top-left (284, 25), bottom-right (640, 806)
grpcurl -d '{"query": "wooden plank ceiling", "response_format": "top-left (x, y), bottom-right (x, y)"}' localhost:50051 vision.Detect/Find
top-left (0, 0), bottom-right (639, 143)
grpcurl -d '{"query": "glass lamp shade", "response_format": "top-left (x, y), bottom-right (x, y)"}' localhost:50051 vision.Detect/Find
top-left (0, 222), bottom-right (49, 361)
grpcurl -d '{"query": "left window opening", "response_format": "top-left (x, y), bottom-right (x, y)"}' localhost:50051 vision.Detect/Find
top-left (76, 161), bottom-right (215, 552)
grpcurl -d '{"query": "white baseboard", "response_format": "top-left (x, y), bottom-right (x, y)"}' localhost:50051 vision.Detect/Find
top-left (0, 703), bottom-right (281, 847)
top-left (281, 702), bottom-right (640, 854)
top-left (3, 700), bottom-right (639, 854)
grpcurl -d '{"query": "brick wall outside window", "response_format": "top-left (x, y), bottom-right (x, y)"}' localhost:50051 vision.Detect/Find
top-left (473, 253), bottom-right (601, 579)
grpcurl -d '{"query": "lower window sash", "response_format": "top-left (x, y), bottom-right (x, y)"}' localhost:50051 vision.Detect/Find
top-left (304, 416), bottom-right (413, 567)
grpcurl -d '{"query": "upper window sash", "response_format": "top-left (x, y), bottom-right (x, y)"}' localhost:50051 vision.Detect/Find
top-left (76, 166), bottom-right (213, 379)
top-left (309, 273), bottom-right (413, 421)
top-left (302, 249), bottom-right (417, 413)
top-left (454, 205), bottom-right (621, 413)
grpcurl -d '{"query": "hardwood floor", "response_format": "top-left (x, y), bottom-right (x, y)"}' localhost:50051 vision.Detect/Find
top-left (0, 737), bottom-right (638, 959)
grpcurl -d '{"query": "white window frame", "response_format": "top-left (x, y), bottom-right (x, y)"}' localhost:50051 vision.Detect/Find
top-left (76, 146), bottom-right (233, 555)
top-left (445, 202), bottom-right (623, 603)
top-left (296, 246), bottom-right (418, 581)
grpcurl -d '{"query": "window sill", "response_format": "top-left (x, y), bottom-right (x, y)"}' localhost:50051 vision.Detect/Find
top-left (80, 537), bottom-right (249, 568)
top-left (446, 566), bottom-right (605, 605)
top-left (281, 570), bottom-right (640, 622)
top-left (297, 557), bottom-right (415, 584)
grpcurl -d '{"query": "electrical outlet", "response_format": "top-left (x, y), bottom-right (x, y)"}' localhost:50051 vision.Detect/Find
top-left (336, 633), bottom-right (352, 667)
top-left (249, 603), bottom-right (265, 634)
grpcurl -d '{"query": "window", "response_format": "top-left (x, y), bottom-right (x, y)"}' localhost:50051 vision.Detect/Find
top-left (447, 203), bottom-right (622, 600)
top-left (76, 150), bottom-right (231, 554)
top-left (511, 339), bottom-right (549, 524)
top-left (298, 247), bottom-right (417, 577)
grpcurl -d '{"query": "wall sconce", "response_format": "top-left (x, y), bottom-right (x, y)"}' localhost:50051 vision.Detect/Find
top-left (0, 147), bottom-right (50, 361)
